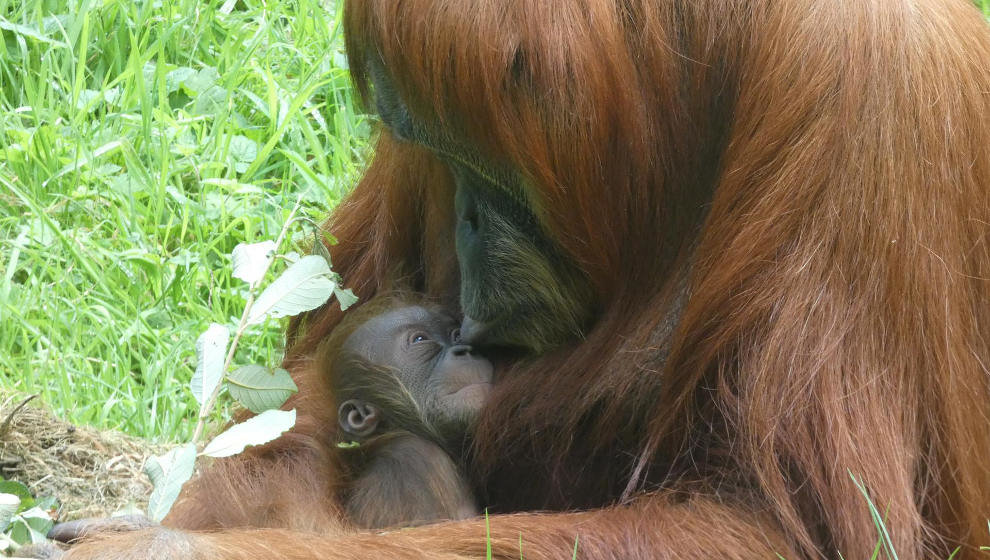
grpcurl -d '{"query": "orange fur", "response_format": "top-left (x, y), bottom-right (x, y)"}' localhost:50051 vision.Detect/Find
top-left (65, 1), bottom-right (990, 558)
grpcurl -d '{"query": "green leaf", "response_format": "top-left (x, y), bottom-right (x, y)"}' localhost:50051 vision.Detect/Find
top-left (75, 89), bottom-right (103, 110)
top-left (247, 255), bottom-right (335, 324)
top-left (0, 481), bottom-right (31, 505)
top-left (228, 365), bottom-right (298, 413)
top-left (165, 67), bottom-right (196, 94)
top-left (228, 135), bottom-right (258, 173)
top-left (192, 85), bottom-right (228, 116)
top-left (182, 67), bottom-right (220, 94)
top-left (33, 496), bottom-right (57, 513)
top-left (190, 323), bottom-right (229, 405)
top-left (231, 241), bottom-right (275, 285)
top-left (0, 494), bottom-right (21, 532)
top-left (145, 444), bottom-right (197, 523)
top-left (8, 507), bottom-right (54, 545)
top-left (0, 18), bottom-right (68, 47)
top-left (202, 409), bottom-right (296, 458)
top-left (26, 217), bottom-right (59, 247)
top-left (43, 140), bottom-right (123, 187)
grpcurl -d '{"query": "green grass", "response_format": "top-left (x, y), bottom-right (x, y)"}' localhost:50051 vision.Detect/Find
top-left (0, 0), bottom-right (369, 441)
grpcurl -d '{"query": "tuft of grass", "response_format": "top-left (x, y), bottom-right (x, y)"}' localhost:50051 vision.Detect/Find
top-left (0, 0), bottom-right (369, 441)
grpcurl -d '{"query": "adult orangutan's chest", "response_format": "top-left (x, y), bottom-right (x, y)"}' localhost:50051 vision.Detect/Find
top-left (469, 421), bottom-right (639, 513)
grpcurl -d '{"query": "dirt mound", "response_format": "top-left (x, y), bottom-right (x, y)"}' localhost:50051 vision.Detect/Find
top-left (0, 393), bottom-right (166, 520)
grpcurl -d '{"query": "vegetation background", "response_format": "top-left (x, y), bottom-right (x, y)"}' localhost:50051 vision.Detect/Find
top-left (2, 0), bottom-right (990, 443)
top-left (1, 0), bottom-right (367, 441)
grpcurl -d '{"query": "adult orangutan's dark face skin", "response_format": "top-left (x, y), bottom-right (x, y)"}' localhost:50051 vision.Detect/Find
top-left (370, 62), bottom-right (596, 354)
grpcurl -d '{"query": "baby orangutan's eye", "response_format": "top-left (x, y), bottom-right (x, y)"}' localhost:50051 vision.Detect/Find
top-left (409, 332), bottom-right (430, 344)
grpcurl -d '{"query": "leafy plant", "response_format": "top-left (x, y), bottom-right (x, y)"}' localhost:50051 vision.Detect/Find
top-left (0, 479), bottom-right (58, 553)
top-left (0, 0), bottom-right (369, 442)
top-left (144, 201), bottom-right (355, 521)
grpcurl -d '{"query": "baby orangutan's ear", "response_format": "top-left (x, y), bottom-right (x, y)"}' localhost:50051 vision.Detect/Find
top-left (338, 399), bottom-right (381, 438)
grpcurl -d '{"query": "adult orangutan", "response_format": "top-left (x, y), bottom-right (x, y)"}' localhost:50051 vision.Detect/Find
top-left (57, 0), bottom-right (990, 558)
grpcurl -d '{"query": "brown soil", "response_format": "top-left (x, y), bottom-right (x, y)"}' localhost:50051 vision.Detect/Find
top-left (0, 392), bottom-right (166, 521)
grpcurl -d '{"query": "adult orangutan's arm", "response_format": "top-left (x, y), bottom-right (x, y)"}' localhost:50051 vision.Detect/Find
top-left (61, 494), bottom-right (795, 560)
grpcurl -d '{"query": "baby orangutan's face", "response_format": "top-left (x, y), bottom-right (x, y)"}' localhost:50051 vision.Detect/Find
top-left (342, 306), bottom-right (494, 433)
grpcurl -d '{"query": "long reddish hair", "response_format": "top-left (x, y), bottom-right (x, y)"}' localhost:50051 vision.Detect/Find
top-left (284, 1), bottom-right (990, 556)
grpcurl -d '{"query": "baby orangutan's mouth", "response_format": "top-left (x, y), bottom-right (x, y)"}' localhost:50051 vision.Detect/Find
top-left (447, 382), bottom-right (493, 410)
top-left (448, 382), bottom-right (492, 398)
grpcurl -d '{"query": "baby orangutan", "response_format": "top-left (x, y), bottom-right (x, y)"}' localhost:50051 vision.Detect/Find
top-left (36, 302), bottom-right (491, 555)
top-left (324, 303), bottom-right (494, 529)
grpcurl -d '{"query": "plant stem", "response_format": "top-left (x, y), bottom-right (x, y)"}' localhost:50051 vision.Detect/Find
top-left (191, 198), bottom-right (303, 445)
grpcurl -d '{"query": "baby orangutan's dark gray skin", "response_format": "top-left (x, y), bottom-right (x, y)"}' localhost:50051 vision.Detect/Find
top-left (330, 305), bottom-right (493, 530)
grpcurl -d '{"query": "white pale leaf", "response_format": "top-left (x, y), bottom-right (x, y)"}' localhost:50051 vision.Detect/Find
top-left (0, 494), bottom-right (19, 532)
top-left (191, 323), bottom-right (229, 405)
top-left (202, 409), bottom-right (296, 458)
top-left (18, 507), bottom-right (53, 530)
top-left (231, 240), bottom-right (276, 285)
top-left (228, 365), bottom-right (298, 413)
top-left (247, 255), bottom-right (335, 325)
top-left (144, 444), bottom-right (197, 523)
top-left (333, 287), bottom-right (358, 311)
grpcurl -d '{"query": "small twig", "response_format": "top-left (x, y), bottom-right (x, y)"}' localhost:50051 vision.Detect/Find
top-left (0, 394), bottom-right (38, 439)
top-left (29, 473), bottom-right (53, 489)
top-left (191, 198), bottom-right (303, 445)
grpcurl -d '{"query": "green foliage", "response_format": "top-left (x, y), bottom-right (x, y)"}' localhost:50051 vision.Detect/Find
top-left (0, 0), bottom-right (369, 441)
top-left (140, 209), bottom-right (348, 520)
top-left (0, 478), bottom-right (57, 552)
top-left (227, 365), bottom-right (297, 414)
